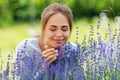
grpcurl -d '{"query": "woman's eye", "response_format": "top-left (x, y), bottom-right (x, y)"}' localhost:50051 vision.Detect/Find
top-left (63, 29), bottom-right (67, 31)
top-left (50, 29), bottom-right (56, 31)
top-left (62, 28), bottom-right (68, 31)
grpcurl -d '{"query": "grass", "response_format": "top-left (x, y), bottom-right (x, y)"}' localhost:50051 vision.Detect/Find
top-left (0, 17), bottom-right (116, 69)
top-left (0, 22), bottom-right (40, 53)
top-left (0, 17), bottom-right (119, 79)
top-left (0, 22), bottom-right (41, 70)
top-left (0, 17), bottom-right (116, 53)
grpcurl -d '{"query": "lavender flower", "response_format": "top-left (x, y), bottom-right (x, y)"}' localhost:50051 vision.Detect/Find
top-left (1, 21), bottom-right (120, 80)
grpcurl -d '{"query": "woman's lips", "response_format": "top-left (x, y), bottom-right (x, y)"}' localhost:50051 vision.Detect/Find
top-left (54, 39), bottom-right (63, 43)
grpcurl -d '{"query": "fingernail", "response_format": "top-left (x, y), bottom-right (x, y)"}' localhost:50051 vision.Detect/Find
top-left (55, 50), bottom-right (58, 52)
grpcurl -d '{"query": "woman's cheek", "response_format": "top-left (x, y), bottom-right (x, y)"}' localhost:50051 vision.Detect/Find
top-left (65, 33), bottom-right (70, 40)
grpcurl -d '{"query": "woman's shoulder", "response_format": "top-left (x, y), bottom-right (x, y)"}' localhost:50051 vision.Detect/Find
top-left (16, 37), bottom-right (38, 48)
top-left (63, 42), bottom-right (80, 58)
top-left (66, 41), bottom-right (78, 48)
top-left (16, 37), bottom-right (40, 54)
top-left (65, 41), bottom-right (80, 51)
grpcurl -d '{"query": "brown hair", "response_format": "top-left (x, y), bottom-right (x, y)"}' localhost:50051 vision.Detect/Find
top-left (41, 2), bottom-right (73, 34)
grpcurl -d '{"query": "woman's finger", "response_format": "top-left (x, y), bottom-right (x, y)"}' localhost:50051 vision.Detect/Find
top-left (49, 57), bottom-right (57, 64)
top-left (42, 48), bottom-right (55, 55)
top-left (45, 53), bottom-right (58, 62)
top-left (43, 50), bottom-right (58, 58)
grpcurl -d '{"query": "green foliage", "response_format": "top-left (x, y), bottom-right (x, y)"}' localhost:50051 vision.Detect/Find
top-left (0, 0), bottom-right (120, 27)
top-left (103, 0), bottom-right (120, 18)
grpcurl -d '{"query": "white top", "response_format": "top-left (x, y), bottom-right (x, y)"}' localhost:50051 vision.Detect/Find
top-left (15, 37), bottom-right (82, 80)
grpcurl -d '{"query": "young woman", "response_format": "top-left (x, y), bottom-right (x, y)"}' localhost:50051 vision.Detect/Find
top-left (15, 2), bottom-right (84, 80)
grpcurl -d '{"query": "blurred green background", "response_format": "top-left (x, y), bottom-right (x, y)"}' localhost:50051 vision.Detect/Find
top-left (0, 0), bottom-right (120, 54)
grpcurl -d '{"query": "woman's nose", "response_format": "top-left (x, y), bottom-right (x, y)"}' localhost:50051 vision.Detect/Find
top-left (56, 31), bottom-right (62, 37)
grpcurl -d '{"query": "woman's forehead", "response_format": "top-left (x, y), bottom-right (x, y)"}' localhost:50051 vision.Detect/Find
top-left (45, 13), bottom-right (69, 25)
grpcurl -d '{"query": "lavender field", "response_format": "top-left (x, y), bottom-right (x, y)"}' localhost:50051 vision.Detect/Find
top-left (0, 17), bottom-right (120, 80)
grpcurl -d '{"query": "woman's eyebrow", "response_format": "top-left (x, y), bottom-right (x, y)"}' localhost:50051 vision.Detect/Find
top-left (49, 24), bottom-right (69, 27)
top-left (50, 24), bottom-right (57, 27)
top-left (62, 24), bottom-right (69, 27)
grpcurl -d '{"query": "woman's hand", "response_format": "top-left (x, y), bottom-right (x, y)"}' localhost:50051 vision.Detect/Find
top-left (42, 45), bottom-right (58, 64)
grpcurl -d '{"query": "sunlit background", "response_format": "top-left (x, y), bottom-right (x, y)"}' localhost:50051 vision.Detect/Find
top-left (0, 0), bottom-right (120, 56)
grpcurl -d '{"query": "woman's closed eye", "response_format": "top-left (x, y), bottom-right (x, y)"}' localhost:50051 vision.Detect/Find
top-left (62, 27), bottom-right (69, 31)
top-left (50, 28), bottom-right (56, 31)
top-left (49, 25), bottom-right (57, 31)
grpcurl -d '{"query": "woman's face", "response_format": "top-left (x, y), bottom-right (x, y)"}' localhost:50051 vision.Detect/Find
top-left (42, 13), bottom-right (70, 48)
